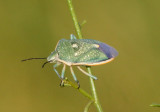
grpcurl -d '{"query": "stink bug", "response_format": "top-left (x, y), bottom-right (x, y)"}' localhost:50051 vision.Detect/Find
top-left (22, 34), bottom-right (118, 88)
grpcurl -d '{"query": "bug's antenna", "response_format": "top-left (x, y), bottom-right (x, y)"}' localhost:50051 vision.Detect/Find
top-left (21, 58), bottom-right (46, 62)
top-left (42, 61), bottom-right (51, 68)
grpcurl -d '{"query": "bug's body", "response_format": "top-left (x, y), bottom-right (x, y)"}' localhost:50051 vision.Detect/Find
top-left (47, 39), bottom-right (118, 66)
top-left (22, 34), bottom-right (118, 88)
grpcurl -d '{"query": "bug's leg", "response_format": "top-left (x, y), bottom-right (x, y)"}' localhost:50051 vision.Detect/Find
top-left (59, 64), bottom-right (67, 87)
top-left (70, 66), bottom-right (80, 88)
top-left (61, 64), bottom-right (66, 79)
top-left (70, 34), bottom-right (77, 40)
top-left (53, 63), bottom-right (61, 79)
top-left (77, 66), bottom-right (98, 80)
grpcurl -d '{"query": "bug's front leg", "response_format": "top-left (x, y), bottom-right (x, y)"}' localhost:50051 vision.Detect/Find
top-left (53, 63), bottom-right (61, 79)
top-left (70, 66), bottom-right (80, 89)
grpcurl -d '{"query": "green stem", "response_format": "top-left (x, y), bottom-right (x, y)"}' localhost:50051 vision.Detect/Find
top-left (66, 0), bottom-right (103, 112)
top-left (87, 67), bottom-right (103, 112)
top-left (62, 79), bottom-right (94, 101)
top-left (150, 104), bottom-right (160, 107)
top-left (67, 0), bottom-right (82, 39)
top-left (84, 101), bottom-right (94, 112)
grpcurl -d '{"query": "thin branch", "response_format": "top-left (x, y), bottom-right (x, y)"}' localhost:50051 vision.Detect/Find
top-left (84, 101), bottom-right (94, 112)
top-left (150, 104), bottom-right (160, 107)
top-left (67, 0), bottom-right (82, 39)
top-left (62, 78), bottom-right (94, 101)
top-left (66, 0), bottom-right (103, 112)
top-left (87, 67), bottom-right (103, 112)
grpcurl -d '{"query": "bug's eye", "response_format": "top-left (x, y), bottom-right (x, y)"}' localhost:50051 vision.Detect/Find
top-left (71, 42), bottom-right (80, 51)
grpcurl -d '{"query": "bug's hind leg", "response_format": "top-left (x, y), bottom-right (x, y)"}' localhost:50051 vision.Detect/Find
top-left (70, 34), bottom-right (77, 40)
top-left (70, 66), bottom-right (80, 88)
top-left (77, 66), bottom-right (98, 80)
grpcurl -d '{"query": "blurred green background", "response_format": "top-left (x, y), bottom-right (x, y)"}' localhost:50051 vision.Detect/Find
top-left (0, 0), bottom-right (160, 112)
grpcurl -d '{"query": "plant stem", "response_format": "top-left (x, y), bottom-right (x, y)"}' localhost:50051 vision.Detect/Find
top-left (87, 67), bottom-right (103, 112)
top-left (66, 0), bottom-right (103, 112)
top-left (84, 101), bottom-right (94, 112)
top-left (150, 104), bottom-right (160, 107)
top-left (67, 0), bottom-right (82, 39)
top-left (63, 79), bottom-right (94, 101)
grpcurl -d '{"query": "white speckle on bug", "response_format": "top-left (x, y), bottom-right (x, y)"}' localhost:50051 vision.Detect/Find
top-left (93, 44), bottom-right (99, 48)
top-left (74, 52), bottom-right (78, 56)
top-left (72, 43), bottom-right (78, 48)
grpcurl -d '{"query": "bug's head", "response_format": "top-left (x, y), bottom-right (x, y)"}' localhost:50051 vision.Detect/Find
top-left (47, 51), bottom-right (58, 63)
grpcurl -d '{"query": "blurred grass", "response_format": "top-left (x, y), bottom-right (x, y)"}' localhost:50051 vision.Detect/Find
top-left (0, 0), bottom-right (160, 112)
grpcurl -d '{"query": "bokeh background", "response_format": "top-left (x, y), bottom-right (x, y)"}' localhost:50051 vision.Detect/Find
top-left (0, 0), bottom-right (160, 112)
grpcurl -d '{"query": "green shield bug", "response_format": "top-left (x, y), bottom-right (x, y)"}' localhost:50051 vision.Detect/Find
top-left (22, 34), bottom-right (118, 88)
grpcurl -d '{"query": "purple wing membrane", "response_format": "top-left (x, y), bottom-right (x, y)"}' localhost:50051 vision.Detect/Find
top-left (98, 43), bottom-right (118, 59)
